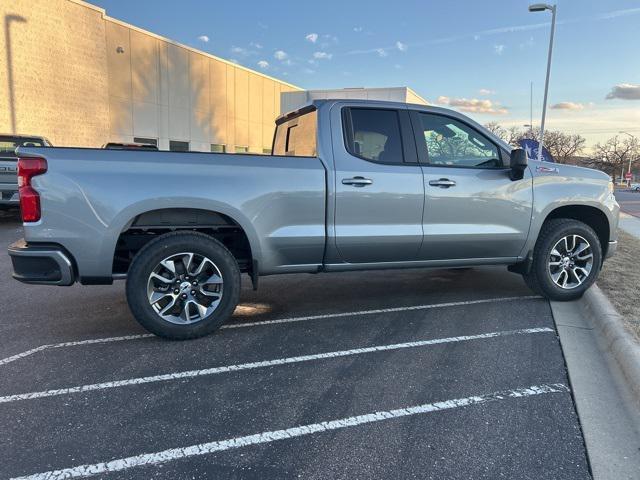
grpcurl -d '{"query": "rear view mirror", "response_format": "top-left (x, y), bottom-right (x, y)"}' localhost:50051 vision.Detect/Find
top-left (510, 149), bottom-right (528, 181)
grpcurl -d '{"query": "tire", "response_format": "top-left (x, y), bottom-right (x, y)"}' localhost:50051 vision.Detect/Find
top-left (126, 231), bottom-right (241, 339)
top-left (522, 219), bottom-right (602, 301)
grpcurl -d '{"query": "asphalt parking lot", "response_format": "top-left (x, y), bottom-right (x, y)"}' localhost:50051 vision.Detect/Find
top-left (0, 208), bottom-right (592, 479)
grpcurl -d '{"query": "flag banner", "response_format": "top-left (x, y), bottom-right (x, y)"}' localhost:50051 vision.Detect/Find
top-left (518, 139), bottom-right (555, 163)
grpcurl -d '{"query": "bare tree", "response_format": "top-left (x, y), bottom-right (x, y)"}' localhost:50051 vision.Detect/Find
top-left (485, 123), bottom-right (586, 164)
top-left (585, 135), bottom-right (640, 183)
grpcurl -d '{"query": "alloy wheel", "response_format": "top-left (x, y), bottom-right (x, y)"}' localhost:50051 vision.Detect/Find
top-left (146, 252), bottom-right (223, 324)
top-left (547, 235), bottom-right (593, 290)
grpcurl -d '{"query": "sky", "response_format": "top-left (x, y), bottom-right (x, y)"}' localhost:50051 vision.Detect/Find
top-left (91, 0), bottom-right (640, 149)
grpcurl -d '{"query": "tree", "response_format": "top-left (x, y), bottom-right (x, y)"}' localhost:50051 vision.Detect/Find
top-left (484, 123), bottom-right (586, 164)
top-left (585, 135), bottom-right (640, 183)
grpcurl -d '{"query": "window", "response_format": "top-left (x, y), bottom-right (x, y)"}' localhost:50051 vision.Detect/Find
top-left (211, 144), bottom-right (226, 153)
top-left (235, 146), bottom-right (249, 153)
top-left (418, 113), bottom-right (502, 168)
top-left (133, 137), bottom-right (158, 147)
top-left (169, 140), bottom-right (189, 152)
top-left (0, 136), bottom-right (47, 154)
top-left (345, 108), bottom-right (403, 163)
top-left (273, 108), bottom-right (317, 156)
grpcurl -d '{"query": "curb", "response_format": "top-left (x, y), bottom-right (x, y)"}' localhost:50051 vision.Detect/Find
top-left (581, 284), bottom-right (640, 401)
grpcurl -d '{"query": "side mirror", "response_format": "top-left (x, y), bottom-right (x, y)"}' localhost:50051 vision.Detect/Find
top-left (509, 149), bottom-right (528, 181)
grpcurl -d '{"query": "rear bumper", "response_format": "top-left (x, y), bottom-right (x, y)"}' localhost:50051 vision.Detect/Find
top-left (8, 239), bottom-right (75, 286)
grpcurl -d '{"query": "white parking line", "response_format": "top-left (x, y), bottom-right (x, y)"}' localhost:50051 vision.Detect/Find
top-left (0, 295), bottom-right (542, 367)
top-left (0, 327), bottom-right (553, 404)
top-left (0, 334), bottom-right (154, 367)
top-left (10, 383), bottom-right (569, 480)
top-left (221, 295), bottom-right (542, 329)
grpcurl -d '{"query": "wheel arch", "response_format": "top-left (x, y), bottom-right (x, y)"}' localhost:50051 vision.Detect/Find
top-left (111, 205), bottom-right (261, 276)
top-left (540, 204), bottom-right (610, 257)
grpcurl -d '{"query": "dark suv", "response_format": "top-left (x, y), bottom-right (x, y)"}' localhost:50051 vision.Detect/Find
top-left (0, 134), bottom-right (51, 207)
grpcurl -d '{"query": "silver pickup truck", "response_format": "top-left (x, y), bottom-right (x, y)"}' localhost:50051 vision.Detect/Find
top-left (9, 100), bottom-right (619, 339)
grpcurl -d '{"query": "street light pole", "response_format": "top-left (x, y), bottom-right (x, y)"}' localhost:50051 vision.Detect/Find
top-left (529, 3), bottom-right (557, 162)
top-left (619, 131), bottom-right (636, 176)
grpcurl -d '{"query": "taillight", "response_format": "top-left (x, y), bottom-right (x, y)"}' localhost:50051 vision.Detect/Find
top-left (18, 157), bottom-right (47, 222)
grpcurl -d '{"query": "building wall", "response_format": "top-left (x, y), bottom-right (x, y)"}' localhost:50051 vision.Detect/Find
top-left (281, 87), bottom-right (428, 114)
top-left (0, 0), bottom-right (300, 152)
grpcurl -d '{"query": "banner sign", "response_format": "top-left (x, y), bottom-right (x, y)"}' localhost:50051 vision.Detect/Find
top-left (518, 139), bottom-right (555, 163)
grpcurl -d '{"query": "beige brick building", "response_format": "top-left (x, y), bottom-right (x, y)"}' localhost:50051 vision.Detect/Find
top-left (0, 0), bottom-right (301, 152)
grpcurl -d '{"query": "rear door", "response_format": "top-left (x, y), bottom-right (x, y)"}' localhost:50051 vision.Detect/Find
top-left (332, 106), bottom-right (425, 264)
top-left (411, 111), bottom-right (532, 260)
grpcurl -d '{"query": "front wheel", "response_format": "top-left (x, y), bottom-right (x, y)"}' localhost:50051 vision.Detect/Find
top-left (126, 231), bottom-right (241, 339)
top-left (522, 219), bottom-right (602, 301)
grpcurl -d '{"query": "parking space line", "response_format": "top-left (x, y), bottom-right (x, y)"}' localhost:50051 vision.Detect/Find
top-left (221, 295), bottom-right (543, 329)
top-left (0, 295), bottom-right (542, 368)
top-left (10, 383), bottom-right (568, 480)
top-left (0, 327), bottom-right (553, 404)
top-left (0, 334), bottom-right (155, 367)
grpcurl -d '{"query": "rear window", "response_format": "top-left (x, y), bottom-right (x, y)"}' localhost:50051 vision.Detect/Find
top-left (273, 109), bottom-right (317, 157)
top-left (0, 136), bottom-right (47, 155)
top-left (344, 108), bottom-right (404, 163)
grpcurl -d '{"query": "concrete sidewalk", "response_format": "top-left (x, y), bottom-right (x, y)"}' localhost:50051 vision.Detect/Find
top-left (620, 213), bottom-right (640, 239)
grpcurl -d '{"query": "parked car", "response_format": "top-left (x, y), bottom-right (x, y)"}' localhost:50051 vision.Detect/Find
top-left (8, 100), bottom-right (619, 339)
top-left (0, 134), bottom-right (51, 207)
top-left (630, 183), bottom-right (640, 192)
top-left (102, 142), bottom-right (159, 151)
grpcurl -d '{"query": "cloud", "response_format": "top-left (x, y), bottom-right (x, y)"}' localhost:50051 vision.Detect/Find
top-left (257, 60), bottom-right (269, 69)
top-left (599, 7), bottom-right (640, 20)
top-left (353, 26), bottom-right (363, 32)
top-left (493, 44), bottom-right (505, 55)
top-left (479, 89), bottom-right (495, 96)
top-left (303, 68), bottom-right (316, 74)
top-left (274, 50), bottom-right (288, 60)
top-left (313, 51), bottom-right (333, 60)
top-left (375, 48), bottom-right (388, 57)
top-left (550, 102), bottom-right (586, 110)
top-left (249, 42), bottom-right (263, 49)
top-left (197, 35), bottom-right (209, 43)
top-left (305, 33), bottom-right (318, 43)
top-left (519, 36), bottom-right (535, 49)
top-left (345, 7), bottom-right (640, 57)
top-left (396, 41), bottom-right (408, 52)
top-left (231, 46), bottom-right (250, 56)
top-left (606, 83), bottom-right (640, 100)
top-left (437, 96), bottom-right (508, 115)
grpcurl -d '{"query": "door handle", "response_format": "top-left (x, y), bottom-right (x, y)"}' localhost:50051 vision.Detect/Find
top-left (342, 176), bottom-right (373, 187)
top-left (428, 178), bottom-right (456, 188)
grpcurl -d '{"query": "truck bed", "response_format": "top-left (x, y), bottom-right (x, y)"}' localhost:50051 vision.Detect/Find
top-left (17, 147), bottom-right (327, 282)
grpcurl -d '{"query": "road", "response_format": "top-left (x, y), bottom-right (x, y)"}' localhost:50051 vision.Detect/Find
top-left (0, 208), bottom-right (591, 479)
top-left (616, 189), bottom-right (640, 217)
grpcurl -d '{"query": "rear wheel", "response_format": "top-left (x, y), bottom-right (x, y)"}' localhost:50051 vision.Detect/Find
top-left (522, 219), bottom-right (602, 301)
top-left (126, 231), bottom-right (240, 339)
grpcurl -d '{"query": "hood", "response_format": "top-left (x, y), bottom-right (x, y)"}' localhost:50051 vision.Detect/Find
top-left (529, 159), bottom-right (610, 182)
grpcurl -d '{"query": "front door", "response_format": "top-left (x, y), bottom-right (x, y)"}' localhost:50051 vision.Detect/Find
top-left (411, 111), bottom-right (532, 260)
top-left (333, 106), bottom-right (424, 264)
